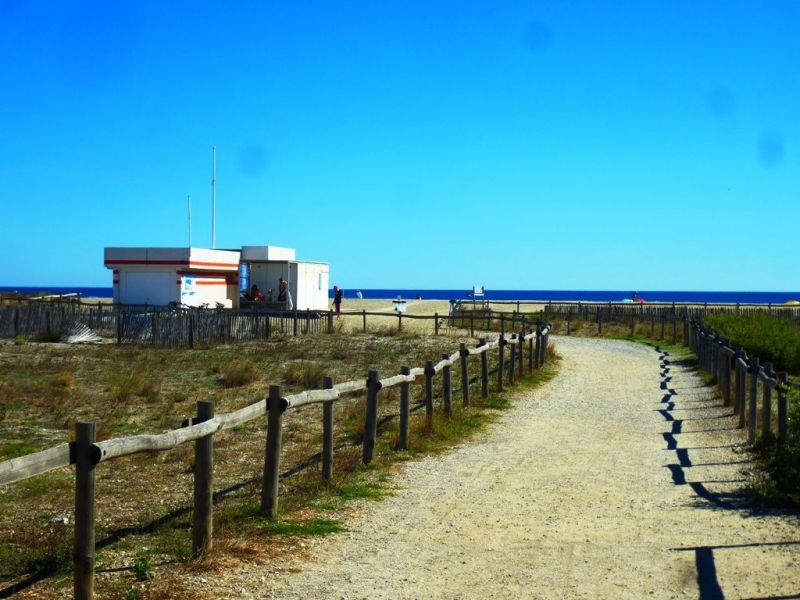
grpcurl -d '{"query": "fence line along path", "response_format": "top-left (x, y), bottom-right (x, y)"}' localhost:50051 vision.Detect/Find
top-left (222, 337), bottom-right (798, 600)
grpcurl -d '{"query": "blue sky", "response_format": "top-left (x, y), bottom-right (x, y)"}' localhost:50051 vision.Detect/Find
top-left (1, 1), bottom-right (798, 291)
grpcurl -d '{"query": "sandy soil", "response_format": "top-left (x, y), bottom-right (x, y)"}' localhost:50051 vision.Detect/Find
top-left (196, 337), bottom-right (798, 599)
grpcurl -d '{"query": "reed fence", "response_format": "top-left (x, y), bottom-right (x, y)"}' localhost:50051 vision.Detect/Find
top-left (0, 320), bottom-right (550, 599)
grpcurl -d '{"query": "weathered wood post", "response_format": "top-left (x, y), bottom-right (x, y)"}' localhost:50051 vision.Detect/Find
top-left (399, 366), bottom-right (410, 450)
top-left (74, 421), bottom-right (97, 600)
top-left (116, 309), bottom-right (123, 345)
top-left (762, 362), bottom-right (773, 437)
top-left (292, 310), bottom-right (299, 336)
top-left (192, 401), bottom-right (214, 558)
top-left (777, 372), bottom-right (788, 442)
top-left (528, 330), bottom-right (534, 372)
top-left (441, 354), bottom-right (452, 416)
top-left (459, 343), bottom-right (469, 406)
top-left (630, 314), bottom-right (635, 337)
top-left (500, 313), bottom-right (505, 335)
top-left (322, 376), bottom-right (334, 483)
top-left (261, 385), bottom-right (285, 519)
top-left (327, 310), bottom-right (333, 333)
top-left (187, 312), bottom-right (195, 348)
top-left (497, 334), bottom-right (505, 391)
top-left (469, 311), bottom-right (475, 337)
top-left (424, 360), bottom-right (434, 422)
top-left (682, 318), bottom-right (689, 346)
top-left (748, 357), bottom-right (759, 443)
top-left (362, 309), bottom-right (367, 333)
top-left (508, 335), bottom-right (516, 385)
top-left (13, 307), bottom-right (19, 338)
top-left (478, 338), bottom-right (489, 399)
top-left (363, 370), bottom-right (381, 464)
top-left (540, 328), bottom-right (548, 365)
top-left (434, 313), bottom-right (439, 336)
top-left (735, 350), bottom-right (745, 427)
top-left (517, 328), bottom-right (525, 375)
top-left (534, 325), bottom-right (541, 369)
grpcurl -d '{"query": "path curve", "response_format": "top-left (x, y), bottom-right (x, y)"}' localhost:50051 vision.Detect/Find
top-left (214, 337), bottom-right (800, 599)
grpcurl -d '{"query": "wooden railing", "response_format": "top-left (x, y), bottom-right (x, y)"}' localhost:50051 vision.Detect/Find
top-left (686, 320), bottom-right (796, 444)
top-left (0, 322), bottom-right (551, 599)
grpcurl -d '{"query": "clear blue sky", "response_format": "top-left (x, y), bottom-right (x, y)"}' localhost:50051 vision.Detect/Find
top-left (1, 0), bottom-right (797, 291)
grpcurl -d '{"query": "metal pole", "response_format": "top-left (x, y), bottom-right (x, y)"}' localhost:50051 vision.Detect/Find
top-left (211, 146), bottom-right (217, 248)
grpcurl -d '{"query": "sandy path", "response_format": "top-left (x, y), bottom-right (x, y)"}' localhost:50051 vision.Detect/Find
top-left (213, 337), bottom-right (799, 599)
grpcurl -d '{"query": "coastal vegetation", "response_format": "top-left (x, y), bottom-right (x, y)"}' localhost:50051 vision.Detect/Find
top-left (0, 328), bottom-right (558, 598)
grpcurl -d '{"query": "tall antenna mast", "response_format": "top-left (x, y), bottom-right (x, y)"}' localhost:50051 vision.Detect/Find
top-left (187, 195), bottom-right (192, 248)
top-left (211, 146), bottom-right (217, 248)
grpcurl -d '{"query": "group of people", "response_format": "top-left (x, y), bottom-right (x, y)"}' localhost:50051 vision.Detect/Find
top-left (245, 277), bottom-right (288, 303)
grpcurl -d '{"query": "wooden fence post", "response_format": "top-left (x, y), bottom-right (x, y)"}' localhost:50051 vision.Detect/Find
top-left (500, 313), bottom-right (505, 335)
top-left (292, 310), bottom-right (299, 336)
top-left (497, 334), bottom-right (505, 392)
top-left (671, 317), bottom-right (677, 344)
top-left (459, 343), bottom-right (469, 406)
top-left (192, 401), bottom-right (214, 558)
top-left (261, 385), bottom-right (285, 518)
top-left (762, 363), bottom-right (773, 437)
top-left (479, 339), bottom-right (489, 399)
top-left (540, 329), bottom-right (548, 365)
top-left (424, 361), bottom-right (434, 422)
top-left (322, 377), bottom-right (334, 483)
top-left (434, 313), bottom-right (439, 336)
top-left (777, 372), bottom-right (788, 442)
top-left (398, 311), bottom-right (402, 332)
top-left (441, 354), bottom-right (452, 416)
top-left (534, 326), bottom-right (541, 369)
top-left (363, 371), bottom-right (381, 464)
top-left (74, 421), bottom-right (97, 600)
top-left (597, 312), bottom-right (602, 335)
top-left (362, 309), bottom-right (367, 333)
top-left (508, 336), bottom-right (516, 385)
top-left (528, 330), bottom-right (534, 372)
top-left (517, 329), bottom-right (524, 375)
top-left (327, 310), bottom-right (333, 333)
top-left (748, 357), bottom-right (759, 443)
top-left (399, 367), bottom-right (410, 450)
top-left (650, 313), bottom-right (655, 338)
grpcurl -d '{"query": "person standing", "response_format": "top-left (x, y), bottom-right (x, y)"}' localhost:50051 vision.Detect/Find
top-left (333, 285), bottom-right (343, 315)
top-left (278, 277), bottom-right (287, 301)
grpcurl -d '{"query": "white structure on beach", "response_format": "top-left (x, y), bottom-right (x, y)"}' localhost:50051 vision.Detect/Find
top-left (241, 245), bottom-right (329, 311)
top-left (104, 247), bottom-right (241, 308)
top-left (104, 245), bottom-right (329, 310)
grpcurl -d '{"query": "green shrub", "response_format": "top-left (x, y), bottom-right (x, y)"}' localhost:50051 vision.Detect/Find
top-left (748, 387), bottom-right (800, 507)
top-left (704, 313), bottom-right (800, 374)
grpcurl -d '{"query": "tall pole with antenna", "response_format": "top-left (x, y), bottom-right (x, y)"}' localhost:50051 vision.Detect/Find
top-left (187, 195), bottom-right (192, 248)
top-left (211, 146), bottom-right (217, 249)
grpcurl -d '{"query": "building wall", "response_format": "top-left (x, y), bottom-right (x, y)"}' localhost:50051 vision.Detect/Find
top-left (296, 262), bottom-right (329, 310)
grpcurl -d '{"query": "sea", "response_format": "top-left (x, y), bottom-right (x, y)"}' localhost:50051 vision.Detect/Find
top-left (1, 286), bottom-right (799, 304)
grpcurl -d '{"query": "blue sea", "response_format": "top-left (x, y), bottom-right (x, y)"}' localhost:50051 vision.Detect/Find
top-left (1, 286), bottom-right (799, 304)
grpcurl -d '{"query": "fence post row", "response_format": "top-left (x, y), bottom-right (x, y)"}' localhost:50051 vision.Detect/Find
top-left (749, 356), bottom-right (760, 444)
top-left (497, 334), bottom-right (505, 391)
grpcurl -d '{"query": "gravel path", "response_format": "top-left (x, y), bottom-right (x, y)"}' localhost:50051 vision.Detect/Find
top-left (211, 337), bottom-right (799, 599)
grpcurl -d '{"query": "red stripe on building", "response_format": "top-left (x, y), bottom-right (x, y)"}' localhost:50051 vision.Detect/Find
top-left (104, 259), bottom-right (238, 269)
top-left (194, 280), bottom-right (228, 286)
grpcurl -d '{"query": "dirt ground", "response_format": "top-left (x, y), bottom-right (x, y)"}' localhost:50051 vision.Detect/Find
top-left (197, 336), bottom-right (799, 599)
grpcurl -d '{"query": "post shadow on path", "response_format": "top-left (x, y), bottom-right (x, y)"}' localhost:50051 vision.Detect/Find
top-left (655, 347), bottom-right (800, 600)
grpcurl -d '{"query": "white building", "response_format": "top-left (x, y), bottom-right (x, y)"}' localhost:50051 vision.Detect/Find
top-left (104, 247), bottom-right (241, 308)
top-left (241, 246), bottom-right (329, 311)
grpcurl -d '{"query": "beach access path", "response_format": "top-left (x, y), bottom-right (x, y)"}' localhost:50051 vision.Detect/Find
top-left (206, 336), bottom-right (799, 599)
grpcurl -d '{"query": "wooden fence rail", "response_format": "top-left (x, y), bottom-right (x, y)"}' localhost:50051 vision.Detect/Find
top-left (0, 321), bottom-right (550, 599)
top-left (687, 319), bottom-right (796, 446)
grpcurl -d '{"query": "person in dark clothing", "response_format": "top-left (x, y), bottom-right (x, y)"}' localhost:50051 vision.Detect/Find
top-left (278, 277), bottom-right (287, 302)
top-left (250, 284), bottom-right (265, 301)
top-left (333, 285), bottom-right (343, 315)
